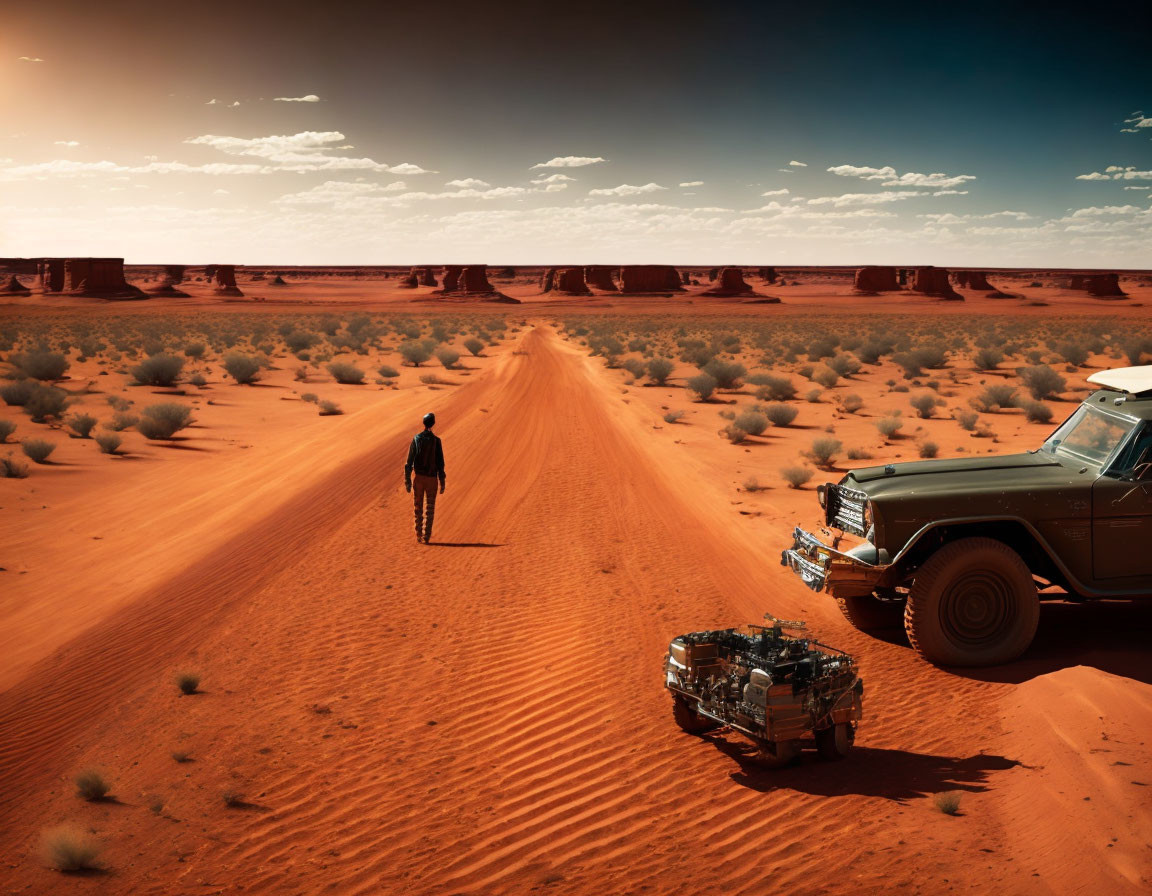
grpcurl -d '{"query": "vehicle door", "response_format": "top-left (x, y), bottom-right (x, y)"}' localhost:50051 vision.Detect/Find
top-left (1092, 422), bottom-right (1152, 580)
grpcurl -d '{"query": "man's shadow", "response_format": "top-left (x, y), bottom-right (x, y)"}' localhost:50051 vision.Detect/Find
top-left (428, 542), bottom-right (503, 548)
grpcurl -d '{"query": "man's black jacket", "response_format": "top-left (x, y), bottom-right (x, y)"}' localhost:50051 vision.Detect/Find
top-left (404, 430), bottom-right (446, 484)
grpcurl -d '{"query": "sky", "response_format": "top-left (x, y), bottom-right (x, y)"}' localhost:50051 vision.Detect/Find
top-left (2, 0), bottom-right (1150, 266)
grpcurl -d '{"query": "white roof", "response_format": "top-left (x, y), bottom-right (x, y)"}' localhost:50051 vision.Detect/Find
top-left (1086, 365), bottom-right (1152, 395)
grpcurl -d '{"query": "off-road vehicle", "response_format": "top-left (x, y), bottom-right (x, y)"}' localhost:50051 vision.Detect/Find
top-left (664, 617), bottom-right (863, 765)
top-left (782, 366), bottom-right (1152, 667)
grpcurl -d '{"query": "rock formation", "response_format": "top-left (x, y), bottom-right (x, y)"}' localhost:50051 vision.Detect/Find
top-left (213, 264), bottom-right (244, 297)
top-left (952, 270), bottom-right (994, 291)
top-left (63, 258), bottom-right (146, 299)
top-left (758, 266), bottom-right (779, 284)
top-left (434, 265), bottom-right (517, 302)
top-left (39, 259), bottom-right (65, 293)
top-left (398, 266), bottom-right (436, 288)
top-left (680, 271), bottom-right (691, 285)
top-left (908, 266), bottom-right (963, 300)
top-left (541, 267), bottom-right (590, 296)
top-left (249, 271), bottom-right (266, 281)
top-left (1069, 273), bottom-right (1127, 298)
top-left (852, 266), bottom-right (901, 294)
top-left (618, 265), bottom-right (683, 294)
top-left (702, 267), bottom-right (759, 297)
top-left (3, 275), bottom-right (31, 296)
top-left (584, 266), bottom-right (619, 292)
top-left (708, 268), bottom-right (718, 281)
top-left (270, 275), bottom-right (288, 286)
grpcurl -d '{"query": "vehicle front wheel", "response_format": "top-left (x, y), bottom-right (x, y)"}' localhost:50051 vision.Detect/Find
top-left (905, 537), bottom-right (1039, 666)
top-left (757, 739), bottom-right (800, 767)
top-left (815, 722), bottom-right (854, 760)
top-left (671, 695), bottom-right (719, 735)
top-left (835, 592), bottom-right (905, 634)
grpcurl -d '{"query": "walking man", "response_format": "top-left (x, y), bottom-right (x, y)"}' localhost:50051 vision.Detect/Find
top-left (404, 412), bottom-right (446, 544)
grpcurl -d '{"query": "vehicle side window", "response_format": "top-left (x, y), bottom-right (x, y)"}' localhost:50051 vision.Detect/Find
top-left (1108, 423), bottom-right (1152, 478)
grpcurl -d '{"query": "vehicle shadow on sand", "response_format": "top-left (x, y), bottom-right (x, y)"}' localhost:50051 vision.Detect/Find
top-left (714, 739), bottom-right (1021, 800)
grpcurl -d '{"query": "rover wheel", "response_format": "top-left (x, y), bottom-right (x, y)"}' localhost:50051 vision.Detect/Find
top-left (756, 739), bottom-right (800, 768)
top-left (815, 723), bottom-right (854, 760)
top-left (835, 593), bottom-right (905, 633)
top-left (905, 537), bottom-right (1039, 667)
top-left (670, 696), bottom-right (719, 735)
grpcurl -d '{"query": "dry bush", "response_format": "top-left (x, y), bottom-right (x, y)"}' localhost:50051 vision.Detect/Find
top-left (67, 413), bottom-right (97, 439)
top-left (2, 455), bottom-right (30, 478)
top-left (909, 392), bottom-right (940, 419)
top-left (743, 477), bottom-right (764, 492)
top-left (95, 432), bottom-right (121, 455)
top-left (875, 416), bottom-right (904, 439)
top-left (647, 358), bottom-right (674, 385)
top-left (377, 365), bottom-right (399, 379)
top-left (687, 373), bottom-right (717, 401)
top-left (1058, 342), bottom-right (1089, 367)
top-left (16, 350), bottom-right (69, 381)
top-left (1017, 364), bottom-right (1066, 400)
top-left (22, 438), bottom-right (55, 464)
top-left (222, 353), bottom-right (262, 384)
top-left (972, 384), bottom-right (1018, 412)
top-left (137, 403), bottom-right (192, 440)
top-left (318, 399), bottom-right (343, 416)
top-left (933, 792), bottom-right (961, 815)
top-left (74, 769), bottom-right (110, 801)
top-left (1019, 399), bottom-right (1054, 423)
top-left (463, 337), bottom-right (485, 357)
top-left (1, 380), bottom-right (35, 406)
top-left (841, 394), bottom-right (863, 414)
top-left (812, 366), bottom-right (840, 388)
top-left (0, 420), bottom-right (15, 443)
top-left (919, 441), bottom-right (939, 458)
top-left (953, 409), bottom-right (979, 431)
top-left (723, 425), bottom-right (747, 444)
top-left (39, 825), bottom-right (102, 872)
top-left (436, 348), bottom-right (461, 370)
top-left (24, 385), bottom-right (69, 422)
top-left (663, 410), bottom-right (684, 423)
top-left (184, 342), bottom-right (207, 359)
top-left (400, 342), bottom-right (431, 367)
top-left (807, 437), bottom-right (842, 469)
top-left (703, 359), bottom-right (746, 390)
top-left (972, 347), bottom-right (1004, 371)
top-left (752, 375), bottom-right (796, 401)
top-left (805, 388), bottom-right (823, 403)
top-left (734, 410), bottom-right (769, 436)
top-left (105, 411), bottom-right (138, 432)
top-left (827, 353), bottom-right (861, 377)
top-left (131, 354), bottom-right (184, 387)
top-left (780, 465), bottom-right (814, 489)
top-left (175, 671), bottom-right (200, 695)
top-left (763, 403), bottom-right (798, 427)
top-left (327, 362), bottom-right (365, 384)
top-left (847, 447), bottom-right (873, 460)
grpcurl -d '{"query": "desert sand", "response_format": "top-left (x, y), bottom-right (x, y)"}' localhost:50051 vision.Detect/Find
top-left (1, 266), bottom-right (1150, 894)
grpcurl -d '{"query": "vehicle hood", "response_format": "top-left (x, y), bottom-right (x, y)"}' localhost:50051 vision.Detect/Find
top-left (845, 452), bottom-right (1080, 500)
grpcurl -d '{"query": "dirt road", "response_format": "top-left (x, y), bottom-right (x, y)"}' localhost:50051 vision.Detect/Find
top-left (1, 325), bottom-right (1148, 895)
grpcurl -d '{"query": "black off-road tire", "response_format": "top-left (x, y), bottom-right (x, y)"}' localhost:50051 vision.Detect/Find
top-left (905, 537), bottom-right (1039, 667)
top-left (835, 593), bottom-right (905, 633)
top-left (671, 696), bottom-right (719, 735)
top-left (815, 723), bottom-right (854, 760)
top-left (757, 739), bottom-right (800, 767)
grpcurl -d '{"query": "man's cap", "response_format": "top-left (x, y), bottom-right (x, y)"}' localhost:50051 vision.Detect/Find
top-left (423, 412), bottom-right (435, 427)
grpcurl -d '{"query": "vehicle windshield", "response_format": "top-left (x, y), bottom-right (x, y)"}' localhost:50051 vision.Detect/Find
top-left (1041, 404), bottom-right (1135, 466)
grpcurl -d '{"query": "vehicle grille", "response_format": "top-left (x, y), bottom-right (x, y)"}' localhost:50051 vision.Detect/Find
top-left (826, 485), bottom-right (868, 536)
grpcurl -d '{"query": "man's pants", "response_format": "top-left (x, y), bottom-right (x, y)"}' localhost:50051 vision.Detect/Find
top-left (412, 474), bottom-right (440, 541)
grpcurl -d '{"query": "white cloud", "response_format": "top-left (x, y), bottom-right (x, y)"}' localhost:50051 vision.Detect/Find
top-left (1123, 185), bottom-right (1151, 191)
top-left (531, 156), bottom-right (606, 169)
top-left (679, 181), bottom-right (704, 187)
top-left (18, 56), bottom-right (44, 63)
top-left (1122, 112), bottom-right (1152, 132)
top-left (445, 178), bottom-right (490, 189)
top-left (274, 95), bottom-right (321, 103)
top-left (213, 189), bottom-right (230, 195)
top-left (184, 131), bottom-right (433, 174)
top-left (531, 173), bottom-right (575, 185)
top-left (932, 189), bottom-right (968, 196)
top-left (761, 188), bottom-right (789, 196)
top-left (789, 160), bottom-right (807, 167)
top-left (1076, 166), bottom-right (1152, 182)
top-left (806, 191), bottom-right (923, 207)
top-left (827, 164), bottom-right (976, 189)
top-left (588, 183), bottom-right (667, 197)
top-left (53, 140), bottom-right (80, 147)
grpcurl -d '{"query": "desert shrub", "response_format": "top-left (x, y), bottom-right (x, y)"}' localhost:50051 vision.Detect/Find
top-left (16, 350), bottom-right (69, 381)
top-left (131, 353), bottom-right (184, 387)
top-left (763, 403), bottom-right (798, 427)
top-left (285, 330), bottom-right (319, 353)
top-left (1, 380), bottom-right (36, 406)
top-left (812, 366), bottom-right (840, 388)
top-left (933, 792), bottom-right (961, 816)
top-left (184, 341), bottom-right (206, 359)
top-left (875, 416), bottom-right (904, 438)
top-left (841, 394), bottom-right (863, 414)
top-left (328, 362), bottom-right (365, 384)
top-left (919, 441), bottom-right (939, 458)
top-left (74, 769), bottom-right (110, 801)
top-left (463, 337), bottom-right (485, 357)
top-left (24, 385), bottom-right (69, 422)
top-left (1019, 399), bottom-right (1054, 423)
top-left (39, 825), bottom-right (102, 872)
top-left (796, 364), bottom-right (815, 380)
top-left (1057, 342), bottom-right (1089, 367)
top-left (67, 413), bottom-right (97, 438)
top-left (436, 348), bottom-right (461, 369)
top-left (954, 409), bottom-right (979, 431)
top-left (621, 358), bottom-right (646, 379)
top-left (222, 790), bottom-right (245, 808)
top-left (743, 477), bottom-right (764, 492)
top-left (1017, 364), bottom-right (1066, 400)
top-left (753, 375), bottom-right (797, 402)
top-left (909, 391), bottom-right (938, 419)
top-left (171, 750), bottom-right (192, 763)
top-left (95, 432), bottom-right (121, 454)
top-left (807, 437), bottom-right (842, 469)
top-left (723, 425), bottom-right (747, 444)
top-left (647, 358), bottom-right (675, 385)
top-left (734, 411), bottom-right (769, 436)
top-left (1123, 338), bottom-right (1152, 366)
top-left (175, 671), bottom-right (200, 695)
top-left (972, 347), bottom-right (1004, 371)
top-left (703, 359), bottom-right (746, 390)
top-left (137, 403), bottom-right (192, 440)
top-left (189, 373), bottom-right (207, 387)
top-left (105, 411), bottom-right (138, 431)
top-left (687, 373), bottom-right (718, 401)
top-left (827, 353), bottom-right (861, 377)
top-left (400, 342), bottom-right (431, 367)
top-left (856, 340), bottom-right (891, 364)
top-left (378, 365), bottom-right (399, 379)
top-left (0, 420), bottom-right (15, 442)
top-left (805, 388), bottom-right (823, 403)
top-left (663, 410), bottom-right (684, 423)
top-left (318, 400), bottom-right (343, 416)
top-left (222, 353), bottom-right (262, 384)
top-left (22, 439), bottom-right (55, 463)
top-left (300, 393), bottom-right (319, 403)
top-left (780, 465), bottom-right (814, 489)
top-left (719, 409), bottom-right (736, 420)
top-left (846, 447), bottom-right (873, 460)
top-left (1, 455), bottom-right (29, 478)
top-left (972, 384), bottom-right (1018, 412)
